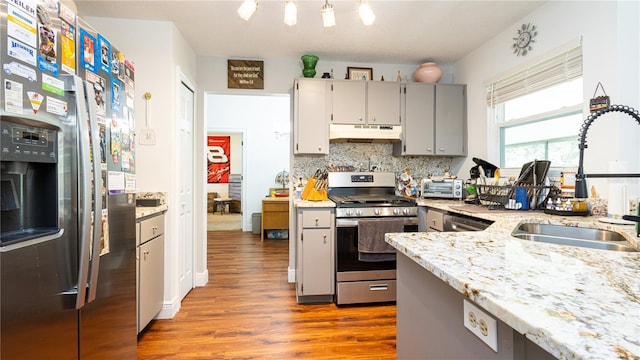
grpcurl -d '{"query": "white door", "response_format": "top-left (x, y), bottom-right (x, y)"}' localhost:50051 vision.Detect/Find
top-left (178, 80), bottom-right (195, 299)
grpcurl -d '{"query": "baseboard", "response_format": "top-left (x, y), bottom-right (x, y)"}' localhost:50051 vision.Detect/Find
top-left (288, 267), bottom-right (296, 283)
top-left (195, 269), bottom-right (209, 287)
top-left (156, 296), bottom-right (180, 319)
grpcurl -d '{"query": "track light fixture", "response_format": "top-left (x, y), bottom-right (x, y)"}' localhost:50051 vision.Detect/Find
top-left (284, 0), bottom-right (297, 26)
top-left (358, 0), bottom-right (375, 26)
top-left (321, 0), bottom-right (336, 28)
top-left (237, 0), bottom-right (258, 21)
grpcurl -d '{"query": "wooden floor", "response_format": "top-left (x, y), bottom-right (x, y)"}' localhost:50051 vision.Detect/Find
top-left (137, 231), bottom-right (397, 359)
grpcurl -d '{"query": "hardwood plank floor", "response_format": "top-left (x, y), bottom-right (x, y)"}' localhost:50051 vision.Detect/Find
top-left (137, 231), bottom-right (397, 359)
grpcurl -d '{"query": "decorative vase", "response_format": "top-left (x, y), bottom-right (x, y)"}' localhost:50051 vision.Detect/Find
top-left (413, 62), bottom-right (442, 83)
top-left (301, 54), bottom-right (319, 78)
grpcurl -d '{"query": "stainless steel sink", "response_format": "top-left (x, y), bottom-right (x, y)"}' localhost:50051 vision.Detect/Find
top-left (511, 223), bottom-right (638, 252)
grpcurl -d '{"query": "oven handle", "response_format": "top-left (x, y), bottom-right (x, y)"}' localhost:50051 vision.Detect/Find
top-left (336, 217), bottom-right (418, 228)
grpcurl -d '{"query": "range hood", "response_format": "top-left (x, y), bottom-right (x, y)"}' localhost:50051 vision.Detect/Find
top-left (329, 124), bottom-right (402, 142)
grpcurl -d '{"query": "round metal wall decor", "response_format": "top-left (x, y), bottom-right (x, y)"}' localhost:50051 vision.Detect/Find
top-left (513, 23), bottom-right (537, 56)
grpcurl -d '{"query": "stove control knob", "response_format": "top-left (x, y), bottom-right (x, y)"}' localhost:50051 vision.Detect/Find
top-left (374, 209), bottom-right (381, 215)
top-left (356, 209), bottom-right (363, 216)
top-left (403, 208), bottom-right (410, 215)
top-left (346, 210), bottom-right (353, 216)
top-left (393, 208), bottom-right (400, 215)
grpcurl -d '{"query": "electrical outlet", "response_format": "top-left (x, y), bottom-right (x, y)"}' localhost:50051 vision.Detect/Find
top-left (463, 299), bottom-right (498, 352)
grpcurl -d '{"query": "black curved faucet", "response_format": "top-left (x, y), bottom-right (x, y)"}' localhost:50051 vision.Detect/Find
top-left (574, 105), bottom-right (640, 236)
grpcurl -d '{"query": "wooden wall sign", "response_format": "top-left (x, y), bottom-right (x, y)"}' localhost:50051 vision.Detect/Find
top-left (228, 60), bottom-right (264, 89)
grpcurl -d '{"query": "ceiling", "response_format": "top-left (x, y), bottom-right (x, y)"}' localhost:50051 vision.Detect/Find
top-left (74, 0), bottom-right (546, 65)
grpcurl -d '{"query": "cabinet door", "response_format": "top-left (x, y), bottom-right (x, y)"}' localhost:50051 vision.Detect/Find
top-left (367, 81), bottom-right (401, 126)
top-left (403, 83), bottom-right (435, 155)
top-left (435, 84), bottom-right (466, 156)
top-left (294, 79), bottom-right (329, 154)
top-left (139, 235), bottom-right (164, 332)
top-left (300, 228), bottom-right (333, 295)
top-left (331, 80), bottom-right (366, 125)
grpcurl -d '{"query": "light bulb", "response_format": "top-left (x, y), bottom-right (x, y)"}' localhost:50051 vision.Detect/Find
top-left (237, 0), bottom-right (258, 21)
top-left (284, 0), bottom-right (297, 26)
top-left (358, 1), bottom-right (375, 26)
top-left (321, 1), bottom-right (335, 28)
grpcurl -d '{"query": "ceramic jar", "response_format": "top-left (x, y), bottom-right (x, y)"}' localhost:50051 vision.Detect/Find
top-left (301, 54), bottom-right (319, 78)
top-left (413, 62), bottom-right (442, 83)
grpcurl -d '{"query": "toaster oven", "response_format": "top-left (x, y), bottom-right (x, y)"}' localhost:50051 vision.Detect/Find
top-left (421, 178), bottom-right (463, 199)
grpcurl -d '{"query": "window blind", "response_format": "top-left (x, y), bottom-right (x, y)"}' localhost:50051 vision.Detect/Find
top-left (487, 46), bottom-right (583, 106)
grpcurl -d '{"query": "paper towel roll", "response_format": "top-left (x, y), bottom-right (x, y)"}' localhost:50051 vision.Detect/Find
top-left (607, 183), bottom-right (628, 217)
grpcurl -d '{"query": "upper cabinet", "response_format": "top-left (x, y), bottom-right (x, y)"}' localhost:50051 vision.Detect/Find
top-left (330, 80), bottom-right (401, 126)
top-left (394, 83), bottom-right (467, 156)
top-left (293, 78), bottom-right (330, 155)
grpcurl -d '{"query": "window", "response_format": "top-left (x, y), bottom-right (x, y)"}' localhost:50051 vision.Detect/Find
top-left (487, 45), bottom-right (583, 168)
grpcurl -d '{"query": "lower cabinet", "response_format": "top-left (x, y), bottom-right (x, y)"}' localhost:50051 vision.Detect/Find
top-left (296, 207), bottom-right (335, 303)
top-left (136, 213), bottom-right (165, 333)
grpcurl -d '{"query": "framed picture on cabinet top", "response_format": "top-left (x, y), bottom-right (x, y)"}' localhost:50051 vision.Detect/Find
top-left (347, 67), bottom-right (373, 81)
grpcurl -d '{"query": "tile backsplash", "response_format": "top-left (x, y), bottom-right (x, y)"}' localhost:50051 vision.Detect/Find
top-left (292, 142), bottom-right (453, 184)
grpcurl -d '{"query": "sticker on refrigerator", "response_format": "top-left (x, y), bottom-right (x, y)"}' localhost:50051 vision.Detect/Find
top-left (46, 96), bottom-right (67, 116)
top-left (41, 73), bottom-right (63, 96)
top-left (60, 20), bottom-right (75, 75)
top-left (3, 61), bottom-right (37, 82)
top-left (37, 24), bottom-right (58, 76)
top-left (112, 50), bottom-right (124, 81)
top-left (7, 37), bottom-right (37, 66)
top-left (125, 173), bottom-right (136, 193)
top-left (107, 171), bottom-right (125, 194)
top-left (111, 79), bottom-right (122, 112)
top-left (3, 79), bottom-right (24, 114)
top-left (98, 34), bottom-right (111, 74)
top-left (7, 4), bottom-right (37, 47)
top-left (111, 116), bottom-right (122, 166)
top-left (27, 91), bottom-right (43, 114)
top-left (100, 208), bottom-right (110, 256)
top-left (80, 28), bottom-right (96, 73)
top-left (58, 2), bottom-right (76, 26)
top-left (86, 72), bottom-right (106, 116)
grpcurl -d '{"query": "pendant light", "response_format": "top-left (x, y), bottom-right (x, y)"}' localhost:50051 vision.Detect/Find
top-left (321, 0), bottom-right (336, 28)
top-left (284, 0), bottom-right (297, 26)
top-left (358, 0), bottom-right (375, 26)
top-left (237, 0), bottom-right (258, 21)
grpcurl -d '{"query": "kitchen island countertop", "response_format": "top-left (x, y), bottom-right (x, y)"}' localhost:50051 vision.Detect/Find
top-left (136, 204), bottom-right (168, 219)
top-left (389, 199), bottom-right (639, 360)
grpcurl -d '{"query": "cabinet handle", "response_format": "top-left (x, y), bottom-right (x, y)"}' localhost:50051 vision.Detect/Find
top-left (370, 284), bottom-right (389, 291)
top-left (323, 234), bottom-right (327, 243)
top-left (318, 146), bottom-right (322, 151)
top-left (371, 116), bottom-right (376, 122)
top-left (358, 117), bottom-right (363, 122)
top-left (143, 250), bottom-right (150, 260)
top-left (439, 147), bottom-right (445, 152)
top-left (315, 218), bottom-right (319, 225)
top-left (427, 147), bottom-right (432, 152)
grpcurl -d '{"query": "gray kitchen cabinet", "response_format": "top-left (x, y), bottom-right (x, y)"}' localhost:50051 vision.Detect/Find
top-left (393, 83), bottom-right (467, 156)
top-left (435, 84), bottom-right (467, 156)
top-left (293, 78), bottom-right (330, 154)
top-left (296, 208), bottom-right (335, 303)
top-left (330, 80), bottom-right (401, 126)
top-left (136, 213), bottom-right (165, 333)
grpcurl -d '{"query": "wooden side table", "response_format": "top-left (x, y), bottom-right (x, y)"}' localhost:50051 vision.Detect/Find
top-left (213, 197), bottom-right (232, 215)
top-left (261, 197), bottom-right (289, 241)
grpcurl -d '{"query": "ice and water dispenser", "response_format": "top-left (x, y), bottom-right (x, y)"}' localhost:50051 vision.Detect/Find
top-left (1, 117), bottom-right (59, 246)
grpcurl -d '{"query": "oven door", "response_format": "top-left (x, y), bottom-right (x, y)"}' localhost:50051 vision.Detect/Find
top-left (335, 216), bottom-right (418, 275)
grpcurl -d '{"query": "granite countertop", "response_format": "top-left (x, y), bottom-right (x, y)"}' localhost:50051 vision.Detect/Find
top-left (136, 204), bottom-right (168, 220)
top-left (293, 199), bottom-right (336, 208)
top-left (388, 199), bottom-right (640, 360)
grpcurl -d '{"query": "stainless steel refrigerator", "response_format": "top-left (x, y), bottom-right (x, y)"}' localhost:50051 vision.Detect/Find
top-left (1, 1), bottom-right (137, 358)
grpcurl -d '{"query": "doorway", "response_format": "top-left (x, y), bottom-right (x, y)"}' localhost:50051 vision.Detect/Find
top-left (205, 93), bottom-right (290, 234)
top-left (206, 131), bottom-right (243, 231)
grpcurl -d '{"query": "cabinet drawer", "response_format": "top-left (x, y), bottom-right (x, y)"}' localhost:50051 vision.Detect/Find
top-left (336, 280), bottom-right (396, 305)
top-left (263, 202), bottom-right (289, 212)
top-left (140, 214), bottom-right (165, 243)
top-left (301, 209), bottom-right (332, 228)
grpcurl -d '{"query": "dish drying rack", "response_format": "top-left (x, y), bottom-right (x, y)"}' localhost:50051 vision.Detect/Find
top-left (476, 184), bottom-right (558, 208)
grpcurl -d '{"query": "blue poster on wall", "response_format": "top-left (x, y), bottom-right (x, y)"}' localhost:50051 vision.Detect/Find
top-left (98, 34), bottom-right (111, 74)
top-left (79, 28), bottom-right (96, 73)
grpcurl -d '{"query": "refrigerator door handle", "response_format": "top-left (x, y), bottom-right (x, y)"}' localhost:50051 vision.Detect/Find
top-left (84, 80), bottom-right (103, 304)
top-left (72, 75), bottom-right (93, 309)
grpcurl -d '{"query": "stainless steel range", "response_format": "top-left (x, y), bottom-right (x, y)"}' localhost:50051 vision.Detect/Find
top-left (328, 172), bottom-right (418, 305)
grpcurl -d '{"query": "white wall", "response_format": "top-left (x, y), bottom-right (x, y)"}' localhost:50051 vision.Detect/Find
top-left (85, 17), bottom-right (199, 318)
top-left (207, 94), bottom-right (291, 231)
top-left (454, 1), bottom-right (640, 199)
